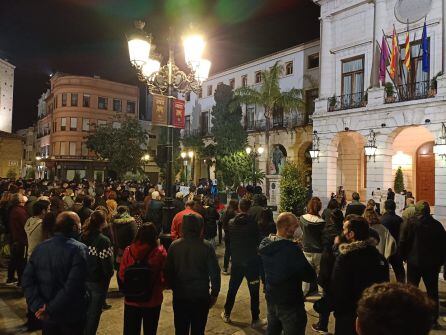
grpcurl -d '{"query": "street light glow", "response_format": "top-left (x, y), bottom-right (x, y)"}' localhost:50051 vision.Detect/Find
top-left (181, 152), bottom-right (187, 159)
top-left (183, 34), bottom-right (205, 67)
top-left (188, 150), bottom-right (194, 158)
top-left (142, 58), bottom-right (161, 77)
top-left (245, 147), bottom-right (252, 155)
top-left (128, 38), bottom-right (150, 67)
top-left (257, 146), bottom-right (264, 155)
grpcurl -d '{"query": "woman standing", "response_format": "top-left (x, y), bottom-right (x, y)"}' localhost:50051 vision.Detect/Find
top-left (119, 223), bottom-right (167, 335)
top-left (81, 210), bottom-right (114, 335)
top-left (220, 199), bottom-right (239, 275)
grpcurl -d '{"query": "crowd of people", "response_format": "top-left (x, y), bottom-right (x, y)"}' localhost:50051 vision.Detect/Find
top-left (0, 177), bottom-right (444, 335)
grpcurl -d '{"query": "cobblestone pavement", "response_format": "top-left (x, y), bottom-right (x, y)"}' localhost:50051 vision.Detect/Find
top-left (1, 244), bottom-right (446, 334)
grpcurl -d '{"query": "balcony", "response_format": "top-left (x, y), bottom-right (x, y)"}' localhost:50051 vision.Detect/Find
top-left (328, 92), bottom-right (367, 112)
top-left (245, 113), bottom-right (308, 132)
top-left (384, 80), bottom-right (434, 104)
top-left (182, 128), bottom-right (213, 139)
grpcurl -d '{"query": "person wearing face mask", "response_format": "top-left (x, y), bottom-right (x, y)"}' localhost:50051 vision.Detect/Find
top-left (22, 211), bottom-right (89, 335)
top-left (258, 212), bottom-right (316, 335)
top-left (331, 216), bottom-right (389, 335)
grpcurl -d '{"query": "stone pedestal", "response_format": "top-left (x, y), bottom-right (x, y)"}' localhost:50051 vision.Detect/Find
top-left (267, 175), bottom-right (281, 207)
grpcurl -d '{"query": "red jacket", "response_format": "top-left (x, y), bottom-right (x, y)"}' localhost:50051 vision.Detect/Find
top-left (119, 242), bottom-right (167, 308)
top-left (9, 205), bottom-right (29, 245)
top-left (170, 208), bottom-right (203, 241)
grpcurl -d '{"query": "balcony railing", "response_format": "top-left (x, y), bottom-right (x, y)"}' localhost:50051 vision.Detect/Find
top-left (245, 113), bottom-right (307, 132)
top-left (384, 80), bottom-right (434, 104)
top-left (328, 92), bottom-right (366, 112)
top-left (182, 128), bottom-right (213, 139)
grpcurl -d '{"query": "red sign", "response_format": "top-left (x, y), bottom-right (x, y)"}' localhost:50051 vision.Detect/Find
top-left (172, 99), bottom-right (185, 128)
top-left (151, 94), bottom-right (168, 125)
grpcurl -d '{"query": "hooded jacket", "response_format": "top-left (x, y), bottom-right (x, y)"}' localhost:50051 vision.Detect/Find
top-left (331, 240), bottom-right (389, 316)
top-left (24, 216), bottom-right (44, 257)
top-left (259, 235), bottom-right (316, 305)
top-left (299, 214), bottom-right (325, 253)
top-left (228, 212), bottom-right (260, 266)
top-left (112, 212), bottom-right (137, 264)
top-left (165, 214), bottom-right (221, 300)
top-left (119, 242), bottom-right (167, 308)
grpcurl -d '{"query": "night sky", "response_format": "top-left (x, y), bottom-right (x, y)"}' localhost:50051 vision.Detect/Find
top-left (0, 0), bottom-right (320, 131)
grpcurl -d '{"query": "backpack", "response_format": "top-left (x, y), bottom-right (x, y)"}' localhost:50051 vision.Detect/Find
top-left (121, 247), bottom-right (156, 302)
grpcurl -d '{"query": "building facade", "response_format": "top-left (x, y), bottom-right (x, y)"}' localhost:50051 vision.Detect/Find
top-left (36, 73), bottom-right (139, 181)
top-left (312, 0), bottom-right (446, 220)
top-left (16, 126), bottom-right (38, 178)
top-left (184, 40), bottom-right (320, 197)
top-left (0, 59), bottom-right (15, 133)
top-left (0, 131), bottom-right (23, 178)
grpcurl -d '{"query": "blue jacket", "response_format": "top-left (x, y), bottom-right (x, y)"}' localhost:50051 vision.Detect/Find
top-left (22, 233), bottom-right (88, 324)
top-left (259, 235), bottom-right (316, 305)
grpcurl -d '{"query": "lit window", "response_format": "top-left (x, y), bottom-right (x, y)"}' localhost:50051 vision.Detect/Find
top-left (242, 75), bottom-right (248, 87)
top-left (69, 142), bottom-right (76, 156)
top-left (97, 120), bottom-right (107, 127)
top-left (61, 117), bottom-right (67, 131)
top-left (71, 93), bottom-right (78, 106)
top-left (285, 61), bottom-right (293, 75)
top-left (62, 93), bottom-right (67, 107)
top-left (81, 143), bottom-right (89, 156)
top-left (82, 118), bottom-right (89, 131)
top-left (83, 94), bottom-right (90, 107)
top-left (255, 71), bottom-right (261, 84)
top-left (112, 122), bottom-right (121, 129)
top-left (70, 118), bottom-right (77, 131)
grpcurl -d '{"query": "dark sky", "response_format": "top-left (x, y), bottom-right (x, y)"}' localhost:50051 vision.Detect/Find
top-left (0, 0), bottom-right (320, 131)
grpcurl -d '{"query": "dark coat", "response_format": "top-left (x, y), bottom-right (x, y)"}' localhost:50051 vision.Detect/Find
top-left (299, 214), bottom-right (325, 253)
top-left (164, 215), bottom-right (221, 300)
top-left (259, 236), bottom-right (316, 305)
top-left (318, 222), bottom-right (342, 290)
top-left (112, 212), bottom-right (138, 259)
top-left (77, 206), bottom-right (93, 225)
top-left (331, 240), bottom-right (389, 316)
top-left (380, 211), bottom-right (403, 243)
top-left (22, 234), bottom-right (88, 324)
top-left (204, 205), bottom-right (219, 240)
top-left (228, 213), bottom-right (260, 266)
top-left (345, 201), bottom-right (366, 217)
top-left (146, 200), bottom-right (164, 233)
top-left (81, 231), bottom-right (114, 284)
top-left (399, 214), bottom-right (446, 269)
top-left (8, 205), bottom-right (29, 245)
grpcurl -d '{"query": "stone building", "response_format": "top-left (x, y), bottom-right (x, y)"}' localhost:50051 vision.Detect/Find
top-left (36, 73), bottom-right (139, 181)
top-left (0, 131), bottom-right (23, 178)
top-left (184, 40), bottom-right (320, 200)
top-left (16, 126), bottom-right (38, 178)
top-left (0, 59), bottom-right (15, 133)
top-left (312, 0), bottom-right (446, 221)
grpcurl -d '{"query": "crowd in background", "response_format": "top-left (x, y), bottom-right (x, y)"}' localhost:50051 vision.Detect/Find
top-left (0, 176), bottom-right (444, 335)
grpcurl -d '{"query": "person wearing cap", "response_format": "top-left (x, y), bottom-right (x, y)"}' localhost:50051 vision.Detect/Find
top-left (399, 200), bottom-right (446, 329)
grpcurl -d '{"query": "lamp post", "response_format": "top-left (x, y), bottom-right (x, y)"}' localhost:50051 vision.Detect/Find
top-left (309, 131), bottom-right (320, 162)
top-left (364, 129), bottom-right (378, 162)
top-left (180, 150), bottom-right (194, 184)
top-left (127, 20), bottom-right (210, 198)
top-left (245, 145), bottom-right (264, 186)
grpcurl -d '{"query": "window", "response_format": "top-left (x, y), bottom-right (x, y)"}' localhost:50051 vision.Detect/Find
top-left (207, 85), bottom-right (213, 96)
top-left (229, 78), bottom-right (235, 89)
top-left (112, 122), bottom-right (121, 129)
top-left (53, 142), bottom-right (60, 156)
top-left (285, 61), bottom-right (293, 75)
top-left (399, 39), bottom-right (430, 93)
top-left (308, 53), bottom-right (319, 69)
top-left (61, 93), bottom-right (67, 107)
top-left (241, 75), bottom-right (248, 87)
top-left (97, 120), bottom-right (107, 127)
top-left (83, 94), bottom-right (90, 107)
top-left (185, 92), bottom-right (191, 102)
top-left (341, 56), bottom-right (364, 106)
top-left (60, 142), bottom-right (68, 155)
top-left (185, 115), bottom-right (191, 135)
top-left (81, 143), bottom-right (89, 156)
top-left (113, 99), bottom-right (122, 112)
top-left (246, 105), bottom-right (256, 130)
top-left (61, 117), bottom-right (67, 131)
top-left (305, 88), bottom-right (319, 120)
top-left (255, 71), bottom-right (262, 84)
top-left (126, 101), bottom-right (136, 113)
top-left (71, 93), bottom-right (78, 106)
top-left (70, 117), bottom-right (77, 131)
top-left (69, 142), bottom-right (76, 156)
top-left (201, 111), bottom-right (209, 136)
top-left (98, 97), bottom-right (108, 110)
top-left (82, 118), bottom-right (89, 131)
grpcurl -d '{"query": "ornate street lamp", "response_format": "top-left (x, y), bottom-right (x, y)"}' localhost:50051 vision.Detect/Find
top-left (245, 145), bottom-right (264, 186)
top-left (309, 131), bottom-right (320, 162)
top-left (364, 129), bottom-right (377, 162)
top-left (434, 122), bottom-right (446, 159)
top-left (127, 20), bottom-right (211, 199)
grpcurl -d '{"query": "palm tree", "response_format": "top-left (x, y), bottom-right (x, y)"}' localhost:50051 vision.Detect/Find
top-left (234, 62), bottom-right (305, 174)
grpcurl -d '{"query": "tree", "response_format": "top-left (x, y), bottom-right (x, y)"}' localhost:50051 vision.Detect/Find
top-left (212, 84), bottom-right (247, 156)
top-left (394, 166), bottom-right (405, 193)
top-left (280, 161), bottom-right (308, 216)
top-left (234, 62), bottom-right (305, 174)
top-left (6, 168), bottom-right (17, 180)
top-left (86, 118), bottom-right (148, 179)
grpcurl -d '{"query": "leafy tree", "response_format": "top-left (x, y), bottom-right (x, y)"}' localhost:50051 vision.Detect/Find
top-left (234, 62), bottom-right (305, 174)
top-left (6, 168), bottom-right (17, 180)
top-left (394, 166), bottom-right (405, 193)
top-left (280, 161), bottom-right (308, 216)
top-left (86, 118), bottom-right (148, 179)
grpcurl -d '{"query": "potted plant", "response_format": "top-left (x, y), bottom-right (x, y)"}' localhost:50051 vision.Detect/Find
top-left (429, 71), bottom-right (443, 97)
top-left (328, 94), bottom-right (336, 112)
top-left (384, 82), bottom-right (395, 103)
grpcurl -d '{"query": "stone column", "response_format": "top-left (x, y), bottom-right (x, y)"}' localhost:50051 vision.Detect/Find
top-left (319, 15), bottom-right (334, 98)
top-left (312, 140), bottom-right (338, 207)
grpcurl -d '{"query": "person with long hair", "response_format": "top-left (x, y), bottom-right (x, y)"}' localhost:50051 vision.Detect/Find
top-left (220, 199), bottom-right (239, 275)
top-left (81, 210), bottom-right (114, 335)
top-left (363, 207), bottom-right (396, 260)
top-left (119, 223), bottom-right (167, 335)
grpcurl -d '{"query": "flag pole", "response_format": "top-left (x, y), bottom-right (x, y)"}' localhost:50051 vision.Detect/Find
top-left (382, 29), bottom-right (402, 100)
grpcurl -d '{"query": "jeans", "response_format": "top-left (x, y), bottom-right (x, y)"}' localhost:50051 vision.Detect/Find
top-left (223, 231), bottom-right (231, 271)
top-left (84, 282), bottom-right (107, 335)
top-left (42, 321), bottom-right (85, 335)
top-left (7, 242), bottom-right (26, 284)
top-left (124, 304), bottom-right (161, 335)
top-left (266, 302), bottom-right (307, 335)
top-left (388, 252), bottom-right (406, 283)
top-left (173, 298), bottom-right (209, 335)
top-left (303, 252), bottom-right (321, 294)
top-left (224, 262), bottom-right (260, 320)
top-left (407, 264), bottom-right (439, 322)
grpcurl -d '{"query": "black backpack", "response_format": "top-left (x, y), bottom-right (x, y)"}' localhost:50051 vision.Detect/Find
top-left (122, 247), bottom-right (156, 302)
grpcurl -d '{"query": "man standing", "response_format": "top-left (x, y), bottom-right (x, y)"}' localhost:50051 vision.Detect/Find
top-left (402, 197), bottom-right (416, 225)
top-left (171, 200), bottom-right (202, 241)
top-left (345, 192), bottom-right (366, 216)
top-left (7, 193), bottom-right (29, 286)
top-left (399, 201), bottom-right (446, 329)
top-left (165, 214), bottom-right (220, 335)
top-left (259, 212), bottom-right (316, 335)
top-left (221, 199), bottom-right (265, 328)
top-left (22, 211), bottom-right (88, 334)
top-left (331, 216), bottom-right (389, 335)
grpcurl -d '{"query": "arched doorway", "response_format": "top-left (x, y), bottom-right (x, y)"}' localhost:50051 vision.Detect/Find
top-left (416, 141), bottom-right (435, 205)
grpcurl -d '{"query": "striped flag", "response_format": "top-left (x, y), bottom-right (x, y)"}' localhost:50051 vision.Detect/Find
top-left (379, 35), bottom-right (390, 85)
top-left (404, 32), bottom-right (411, 70)
top-left (389, 28), bottom-right (399, 79)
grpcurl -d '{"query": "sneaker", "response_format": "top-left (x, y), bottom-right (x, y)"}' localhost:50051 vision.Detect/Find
top-left (312, 323), bottom-right (328, 333)
top-left (221, 311), bottom-right (231, 323)
top-left (251, 318), bottom-right (267, 328)
top-left (5, 278), bottom-right (18, 286)
top-left (102, 303), bottom-right (112, 310)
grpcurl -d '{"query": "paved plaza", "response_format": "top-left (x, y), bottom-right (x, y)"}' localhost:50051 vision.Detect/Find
top-left (1, 244), bottom-right (446, 334)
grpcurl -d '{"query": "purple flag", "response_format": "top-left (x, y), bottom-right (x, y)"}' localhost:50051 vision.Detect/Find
top-left (379, 35), bottom-right (389, 85)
